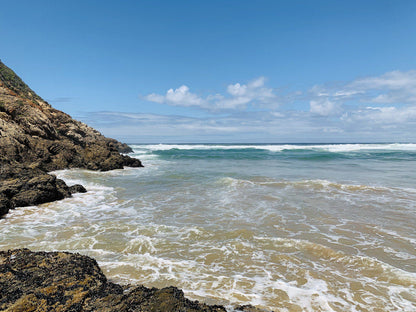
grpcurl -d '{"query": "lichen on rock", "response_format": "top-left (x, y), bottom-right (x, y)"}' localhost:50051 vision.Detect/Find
top-left (0, 249), bottom-right (230, 312)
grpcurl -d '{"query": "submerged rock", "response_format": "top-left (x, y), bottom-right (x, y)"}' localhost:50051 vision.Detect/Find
top-left (0, 249), bottom-right (229, 312)
top-left (0, 60), bottom-right (143, 217)
top-left (69, 184), bottom-right (87, 194)
top-left (234, 305), bottom-right (270, 312)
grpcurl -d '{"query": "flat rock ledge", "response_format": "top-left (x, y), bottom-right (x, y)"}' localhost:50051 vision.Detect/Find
top-left (0, 249), bottom-right (267, 312)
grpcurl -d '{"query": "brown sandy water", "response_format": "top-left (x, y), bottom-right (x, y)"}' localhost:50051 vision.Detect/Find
top-left (1, 144), bottom-right (416, 311)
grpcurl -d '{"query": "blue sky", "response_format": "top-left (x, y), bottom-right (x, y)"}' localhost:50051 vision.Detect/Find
top-left (1, 0), bottom-right (416, 143)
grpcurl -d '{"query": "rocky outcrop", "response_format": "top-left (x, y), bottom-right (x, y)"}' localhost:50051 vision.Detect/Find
top-left (0, 249), bottom-right (266, 312)
top-left (0, 63), bottom-right (269, 311)
top-left (0, 60), bottom-right (142, 217)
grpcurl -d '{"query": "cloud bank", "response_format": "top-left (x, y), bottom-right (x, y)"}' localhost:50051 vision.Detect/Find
top-left (85, 70), bottom-right (416, 143)
top-left (144, 77), bottom-right (278, 110)
top-left (307, 70), bottom-right (416, 126)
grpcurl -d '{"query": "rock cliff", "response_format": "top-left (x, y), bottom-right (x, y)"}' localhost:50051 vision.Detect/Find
top-left (0, 60), bottom-right (142, 217)
top-left (0, 63), bottom-right (268, 311)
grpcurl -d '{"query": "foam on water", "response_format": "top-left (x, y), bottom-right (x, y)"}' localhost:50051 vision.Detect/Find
top-left (130, 143), bottom-right (416, 153)
top-left (218, 177), bottom-right (416, 204)
top-left (1, 143), bottom-right (416, 311)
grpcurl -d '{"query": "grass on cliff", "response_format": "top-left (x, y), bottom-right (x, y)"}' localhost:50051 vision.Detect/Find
top-left (0, 60), bottom-right (43, 104)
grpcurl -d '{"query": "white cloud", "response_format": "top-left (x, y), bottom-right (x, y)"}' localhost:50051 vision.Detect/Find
top-left (82, 104), bottom-right (416, 143)
top-left (227, 82), bottom-right (247, 96)
top-left (144, 93), bottom-right (165, 104)
top-left (311, 70), bottom-right (416, 105)
top-left (308, 70), bottom-right (416, 123)
top-left (342, 105), bottom-right (416, 124)
top-left (217, 77), bottom-right (276, 109)
top-left (349, 70), bottom-right (416, 91)
top-left (143, 77), bottom-right (277, 110)
top-left (310, 98), bottom-right (341, 116)
top-left (117, 70), bottom-right (416, 142)
top-left (347, 70), bottom-right (416, 104)
top-left (144, 85), bottom-right (206, 107)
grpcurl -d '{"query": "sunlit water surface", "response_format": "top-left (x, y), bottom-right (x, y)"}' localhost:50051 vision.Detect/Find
top-left (1, 144), bottom-right (416, 311)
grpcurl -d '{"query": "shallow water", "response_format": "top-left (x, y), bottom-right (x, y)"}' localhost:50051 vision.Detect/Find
top-left (1, 143), bottom-right (416, 311)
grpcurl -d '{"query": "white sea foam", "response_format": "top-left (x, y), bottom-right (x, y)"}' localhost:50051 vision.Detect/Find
top-left (2, 143), bottom-right (416, 311)
top-left (217, 177), bottom-right (416, 198)
top-left (374, 227), bottom-right (416, 246)
top-left (130, 143), bottom-right (416, 153)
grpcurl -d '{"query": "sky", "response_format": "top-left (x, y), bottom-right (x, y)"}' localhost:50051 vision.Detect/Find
top-left (1, 0), bottom-right (416, 143)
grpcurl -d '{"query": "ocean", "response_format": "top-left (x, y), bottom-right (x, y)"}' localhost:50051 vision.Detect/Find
top-left (1, 143), bottom-right (416, 311)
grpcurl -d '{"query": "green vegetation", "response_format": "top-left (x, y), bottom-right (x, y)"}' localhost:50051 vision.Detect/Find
top-left (0, 60), bottom-right (43, 103)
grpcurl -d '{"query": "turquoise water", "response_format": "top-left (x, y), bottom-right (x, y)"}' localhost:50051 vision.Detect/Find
top-left (1, 143), bottom-right (416, 311)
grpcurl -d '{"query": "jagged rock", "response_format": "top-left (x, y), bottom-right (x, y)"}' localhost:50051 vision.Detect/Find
top-left (0, 249), bottom-right (228, 312)
top-left (0, 60), bottom-right (143, 217)
top-left (235, 305), bottom-right (270, 312)
top-left (0, 62), bottom-right (267, 311)
top-left (11, 174), bottom-right (70, 207)
top-left (0, 194), bottom-right (10, 216)
top-left (0, 171), bottom-right (70, 207)
top-left (69, 184), bottom-right (87, 194)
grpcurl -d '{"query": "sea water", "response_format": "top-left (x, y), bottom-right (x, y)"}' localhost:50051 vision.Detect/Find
top-left (1, 143), bottom-right (416, 311)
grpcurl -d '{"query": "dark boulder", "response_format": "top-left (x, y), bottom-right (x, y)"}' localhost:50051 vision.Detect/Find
top-left (11, 174), bottom-right (70, 207)
top-left (0, 194), bottom-right (10, 216)
top-left (235, 305), bottom-right (270, 312)
top-left (0, 173), bottom-right (71, 211)
top-left (0, 249), bottom-right (230, 312)
top-left (69, 184), bottom-right (87, 194)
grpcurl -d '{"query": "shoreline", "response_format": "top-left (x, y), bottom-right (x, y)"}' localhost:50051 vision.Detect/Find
top-left (0, 61), bottom-right (267, 311)
top-left (0, 248), bottom-right (266, 312)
